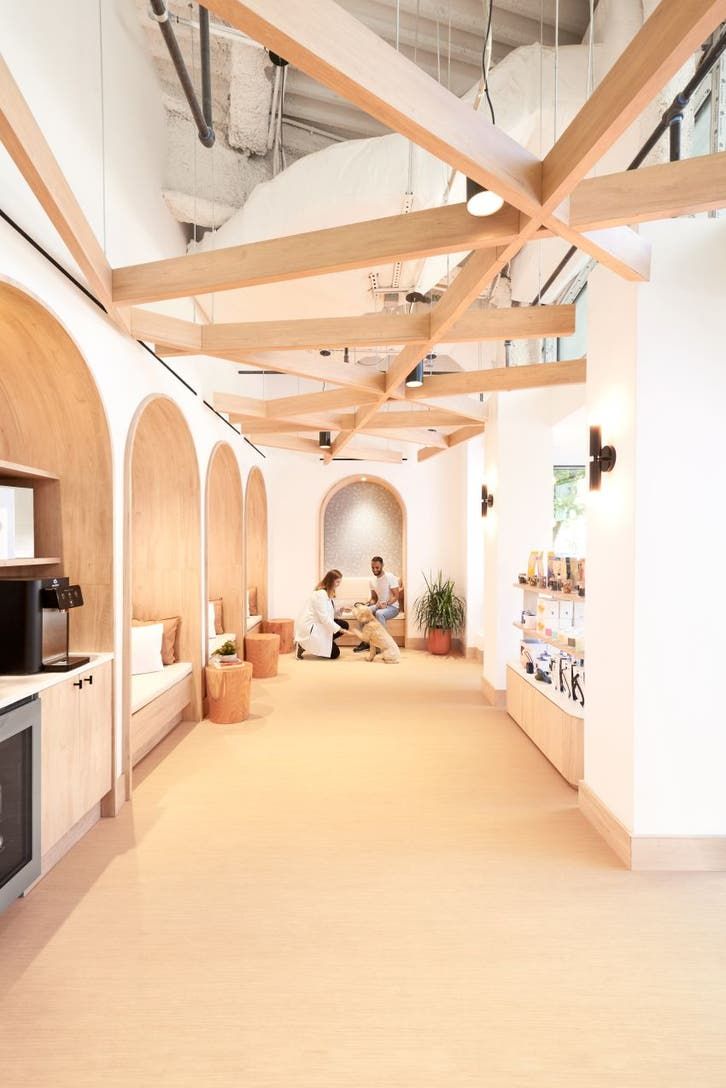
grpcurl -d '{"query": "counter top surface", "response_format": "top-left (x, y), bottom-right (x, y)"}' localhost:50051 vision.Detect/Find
top-left (0, 653), bottom-right (114, 712)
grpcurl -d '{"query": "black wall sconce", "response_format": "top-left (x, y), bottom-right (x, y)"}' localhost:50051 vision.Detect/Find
top-left (481, 485), bottom-right (494, 516)
top-left (589, 425), bottom-right (617, 490)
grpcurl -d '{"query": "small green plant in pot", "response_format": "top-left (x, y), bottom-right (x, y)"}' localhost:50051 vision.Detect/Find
top-left (212, 639), bottom-right (238, 663)
top-left (413, 571), bottom-right (466, 655)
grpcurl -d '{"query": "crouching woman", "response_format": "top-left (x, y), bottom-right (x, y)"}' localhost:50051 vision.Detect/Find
top-left (294, 569), bottom-right (350, 660)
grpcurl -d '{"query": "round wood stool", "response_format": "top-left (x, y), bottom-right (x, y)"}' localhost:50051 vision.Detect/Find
top-left (261, 618), bottom-right (294, 654)
top-left (205, 661), bottom-right (253, 724)
top-left (244, 632), bottom-right (280, 678)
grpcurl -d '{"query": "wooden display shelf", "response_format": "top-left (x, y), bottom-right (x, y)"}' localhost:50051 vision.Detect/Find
top-left (506, 662), bottom-right (584, 786)
top-left (0, 556), bottom-right (61, 567)
top-left (507, 659), bottom-right (584, 720)
top-left (0, 459), bottom-right (59, 482)
top-left (514, 583), bottom-right (585, 603)
top-left (513, 621), bottom-right (585, 660)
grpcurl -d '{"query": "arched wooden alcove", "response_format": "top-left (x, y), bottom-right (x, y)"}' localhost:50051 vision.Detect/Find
top-left (206, 442), bottom-right (244, 654)
top-left (124, 396), bottom-right (201, 782)
top-left (244, 466), bottom-right (268, 631)
top-left (320, 475), bottom-right (407, 645)
top-left (0, 280), bottom-right (113, 651)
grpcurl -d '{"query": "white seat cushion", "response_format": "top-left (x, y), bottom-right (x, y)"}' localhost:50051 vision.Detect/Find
top-left (246, 614), bottom-right (262, 631)
top-left (131, 661), bottom-right (192, 714)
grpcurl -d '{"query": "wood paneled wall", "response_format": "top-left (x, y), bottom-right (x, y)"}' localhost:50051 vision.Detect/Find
top-left (245, 466), bottom-right (268, 621)
top-left (0, 282), bottom-right (113, 651)
top-left (128, 397), bottom-right (202, 719)
top-left (206, 442), bottom-right (244, 642)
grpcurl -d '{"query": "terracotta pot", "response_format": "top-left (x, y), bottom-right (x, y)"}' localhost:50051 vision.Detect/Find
top-left (427, 628), bottom-right (452, 655)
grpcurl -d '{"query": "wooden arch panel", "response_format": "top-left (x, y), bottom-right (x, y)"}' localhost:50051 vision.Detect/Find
top-left (0, 281), bottom-right (113, 651)
top-left (128, 397), bottom-right (202, 719)
top-left (206, 442), bottom-right (244, 644)
top-left (245, 466), bottom-right (268, 624)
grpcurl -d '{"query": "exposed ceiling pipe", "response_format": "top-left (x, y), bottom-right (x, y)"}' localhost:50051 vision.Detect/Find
top-left (149, 0), bottom-right (215, 148)
top-left (199, 6), bottom-right (213, 134)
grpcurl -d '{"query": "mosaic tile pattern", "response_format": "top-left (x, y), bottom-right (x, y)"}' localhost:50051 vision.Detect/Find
top-left (323, 482), bottom-right (403, 579)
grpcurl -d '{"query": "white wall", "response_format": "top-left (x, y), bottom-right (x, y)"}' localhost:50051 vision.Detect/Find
top-left (585, 266), bottom-right (639, 829)
top-left (586, 219), bottom-right (726, 836)
top-left (633, 220), bottom-right (726, 834)
top-left (263, 447), bottom-right (469, 639)
top-left (482, 387), bottom-right (585, 693)
top-left (0, 0), bottom-right (185, 272)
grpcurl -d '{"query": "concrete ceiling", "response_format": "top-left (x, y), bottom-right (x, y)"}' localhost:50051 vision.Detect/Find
top-left (136, 1), bottom-right (593, 227)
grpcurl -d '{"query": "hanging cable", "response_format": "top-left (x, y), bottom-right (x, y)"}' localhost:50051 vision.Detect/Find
top-left (481, 0), bottom-right (496, 124)
top-left (98, 0), bottom-right (107, 254)
top-left (554, 0), bottom-right (560, 141)
top-left (587, 0), bottom-right (595, 98)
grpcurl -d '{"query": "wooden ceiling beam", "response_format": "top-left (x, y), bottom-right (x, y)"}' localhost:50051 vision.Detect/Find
top-left (212, 393), bottom-right (267, 418)
top-left (362, 408), bottom-right (469, 429)
top-left (417, 425), bottom-right (485, 462)
top-left (569, 152), bottom-right (726, 230)
top-left (112, 201), bottom-right (530, 305)
top-left (130, 308), bottom-right (202, 351)
top-left (201, 302), bottom-right (576, 354)
top-left (202, 0), bottom-right (543, 217)
top-left (405, 358), bottom-right (586, 399)
top-left (209, 349), bottom-right (387, 393)
top-left (264, 387), bottom-right (379, 418)
top-left (542, 0), bottom-right (726, 209)
top-left (360, 427), bottom-right (449, 448)
top-left (253, 433), bottom-right (404, 462)
top-left (0, 55), bottom-right (113, 308)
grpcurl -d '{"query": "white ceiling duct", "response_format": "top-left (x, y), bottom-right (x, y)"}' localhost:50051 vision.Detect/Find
top-left (190, 41), bottom-right (593, 324)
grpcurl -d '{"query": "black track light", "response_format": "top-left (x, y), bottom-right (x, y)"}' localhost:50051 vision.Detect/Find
top-left (319, 431), bottom-right (332, 449)
top-left (405, 361), bottom-right (425, 388)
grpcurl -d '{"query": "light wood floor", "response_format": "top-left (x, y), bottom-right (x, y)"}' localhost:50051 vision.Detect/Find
top-left (1, 651), bottom-right (725, 1086)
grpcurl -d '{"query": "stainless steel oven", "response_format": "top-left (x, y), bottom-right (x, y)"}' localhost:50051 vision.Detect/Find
top-left (0, 694), bottom-right (41, 914)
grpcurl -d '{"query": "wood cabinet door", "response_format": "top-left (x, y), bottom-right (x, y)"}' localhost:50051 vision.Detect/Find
top-left (75, 661), bottom-right (112, 823)
top-left (40, 661), bottom-right (113, 852)
top-left (40, 676), bottom-right (80, 851)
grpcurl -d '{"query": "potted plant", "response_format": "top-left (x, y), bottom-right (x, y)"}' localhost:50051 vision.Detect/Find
top-left (211, 639), bottom-right (239, 664)
top-left (413, 571), bottom-right (466, 655)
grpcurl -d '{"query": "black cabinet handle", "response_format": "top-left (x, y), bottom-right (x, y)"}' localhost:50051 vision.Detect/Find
top-left (73, 679), bottom-right (83, 689)
top-left (83, 675), bottom-right (93, 686)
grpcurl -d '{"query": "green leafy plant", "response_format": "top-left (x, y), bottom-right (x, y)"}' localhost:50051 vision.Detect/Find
top-left (413, 571), bottom-right (466, 635)
top-left (212, 639), bottom-right (238, 657)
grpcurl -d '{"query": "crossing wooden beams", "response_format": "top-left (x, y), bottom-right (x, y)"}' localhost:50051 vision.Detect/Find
top-left (542, 0), bottom-right (726, 209)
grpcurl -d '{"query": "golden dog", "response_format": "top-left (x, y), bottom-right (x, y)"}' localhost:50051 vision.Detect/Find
top-left (351, 605), bottom-right (400, 664)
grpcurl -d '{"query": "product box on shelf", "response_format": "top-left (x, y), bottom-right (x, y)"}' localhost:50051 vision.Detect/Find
top-left (536, 598), bottom-right (559, 638)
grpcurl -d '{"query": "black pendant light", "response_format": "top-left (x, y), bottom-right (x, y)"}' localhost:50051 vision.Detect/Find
top-left (405, 361), bottom-right (425, 388)
top-left (466, 176), bottom-right (504, 217)
top-left (319, 431), bottom-right (332, 449)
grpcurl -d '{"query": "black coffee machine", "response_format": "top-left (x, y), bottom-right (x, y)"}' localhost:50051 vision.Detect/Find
top-left (0, 577), bottom-right (89, 675)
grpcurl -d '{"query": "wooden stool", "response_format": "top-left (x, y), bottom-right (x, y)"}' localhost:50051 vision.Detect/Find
top-left (205, 662), bottom-right (253, 724)
top-left (261, 617), bottom-right (294, 654)
top-left (244, 632), bottom-right (280, 678)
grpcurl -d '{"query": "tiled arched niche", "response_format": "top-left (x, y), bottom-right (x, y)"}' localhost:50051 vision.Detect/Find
top-left (320, 477), bottom-right (405, 583)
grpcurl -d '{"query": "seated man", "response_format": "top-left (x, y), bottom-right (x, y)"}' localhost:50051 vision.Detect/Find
top-left (354, 555), bottom-right (400, 653)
